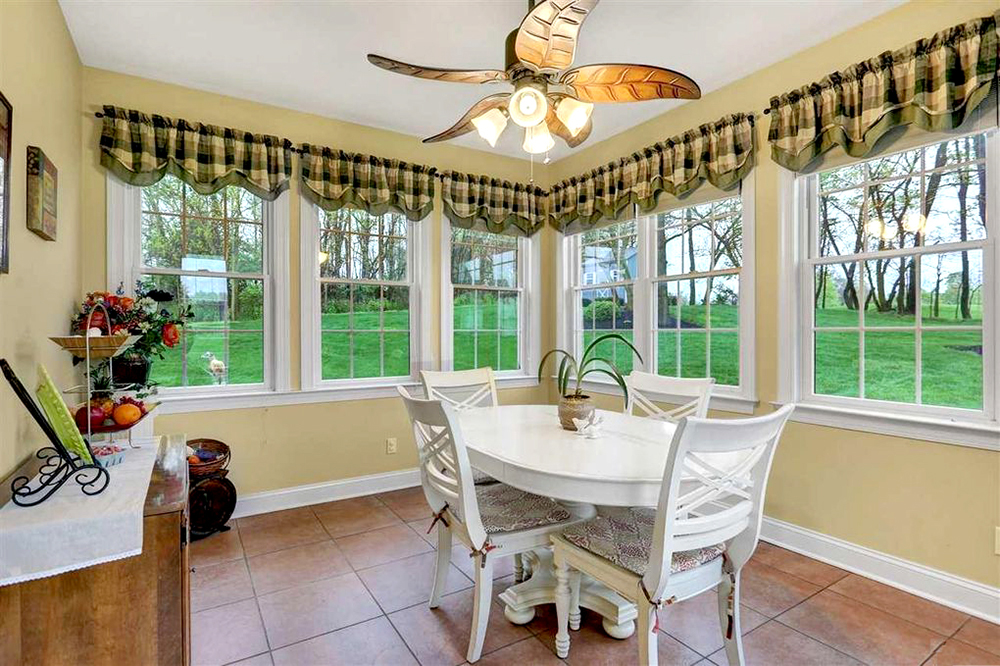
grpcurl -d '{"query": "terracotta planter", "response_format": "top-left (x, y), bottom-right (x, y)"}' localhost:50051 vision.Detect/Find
top-left (558, 394), bottom-right (595, 431)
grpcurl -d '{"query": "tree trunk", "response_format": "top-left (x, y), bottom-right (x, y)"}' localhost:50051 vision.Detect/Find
top-left (958, 140), bottom-right (971, 320)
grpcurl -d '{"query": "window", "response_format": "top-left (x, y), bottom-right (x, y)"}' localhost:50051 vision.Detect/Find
top-left (450, 228), bottom-right (520, 371)
top-left (653, 197), bottom-right (743, 385)
top-left (316, 209), bottom-right (412, 380)
top-left (559, 181), bottom-right (756, 409)
top-left (123, 176), bottom-right (276, 390)
top-left (795, 130), bottom-right (996, 426)
top-left (577, 220), bottom-right (638, 374)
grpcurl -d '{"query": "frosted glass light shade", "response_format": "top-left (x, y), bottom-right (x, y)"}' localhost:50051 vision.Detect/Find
top-left (508, 87), bottom-right (548, 128)
top-left (471, 108), bottom-right (507, 147)
top-left (555, 97), bottom-right (593, 137)
top-left (523, 123), bottom-right (554, 154)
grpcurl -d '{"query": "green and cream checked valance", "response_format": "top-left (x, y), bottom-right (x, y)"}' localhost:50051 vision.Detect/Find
top-left (548, 113), bottom-right (756, 233)
top-left (439, 172), bottom-right (546, 237)
top-left (99, 105), bottom-right (293, 201)
top-left (299, 146), bottom-right (436, 221)
top-left (768, 11), bottom-right (999, 172)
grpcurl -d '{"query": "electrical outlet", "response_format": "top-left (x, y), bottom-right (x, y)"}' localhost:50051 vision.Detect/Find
top-left (386, 437), bottom-right (398, 455)
top-left (995, 527), bottom-right (1000, 556)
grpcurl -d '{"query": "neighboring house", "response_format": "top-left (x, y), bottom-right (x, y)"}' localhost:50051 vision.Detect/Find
top-left (581, 245), bottom-right (637, 303)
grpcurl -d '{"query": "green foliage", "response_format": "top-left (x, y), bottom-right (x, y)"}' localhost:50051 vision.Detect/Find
top-left (537, 333), bottom-right (643, 407)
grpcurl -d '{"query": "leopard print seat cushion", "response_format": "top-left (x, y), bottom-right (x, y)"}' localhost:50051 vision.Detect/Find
top-left (452, 483), bottom-right (572, 533)
top-left (561, 506), bottom-right (725, 576)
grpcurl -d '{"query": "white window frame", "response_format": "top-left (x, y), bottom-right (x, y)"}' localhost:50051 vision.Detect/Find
top-left (107, 175), bottom-right (290, 408)
top-left (555, 175), bottom-right (757, 414)
top-left (776, 129), bottom-right (1000, 451)
top-left (440, 218), bottom-right (541, 388)
top-left (299, 198), bottom-right (432, 394)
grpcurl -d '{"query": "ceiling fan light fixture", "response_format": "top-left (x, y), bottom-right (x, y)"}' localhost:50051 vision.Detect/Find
top-left (471, 108), bottom-right (508, 147)
top-left (509, 86), bottom-right (548, 128)
top-left (556, 97), bottom-right (593, 137)
top-left (523, 123), bottom-right (554, 154)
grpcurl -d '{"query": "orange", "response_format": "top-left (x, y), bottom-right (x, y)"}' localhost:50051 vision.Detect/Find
top-left (112, 403), bottom-right (142, 426)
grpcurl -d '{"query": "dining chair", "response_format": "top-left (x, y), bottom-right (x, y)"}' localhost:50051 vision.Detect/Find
top-left (397, 387), bottom-right (582, 663)
top-left (625, 371), bottom-right (715, 422)
top-left (550, 405), bottom-right (795, 666)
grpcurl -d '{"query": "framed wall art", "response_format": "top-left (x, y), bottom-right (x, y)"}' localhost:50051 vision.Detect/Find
top-left (27, 145), bottom-right (57, 241)
top-left (0, 91), bottom-right (10, 273)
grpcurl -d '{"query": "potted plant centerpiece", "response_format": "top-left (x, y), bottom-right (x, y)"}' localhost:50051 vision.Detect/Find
top-left (537, 333), bottom-right (642, 431)
top-left (71, 283), bottom-right (192, 391)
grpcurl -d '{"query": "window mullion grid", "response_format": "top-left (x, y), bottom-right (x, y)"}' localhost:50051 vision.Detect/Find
top-left (915, 171), bottom-right (925, 405)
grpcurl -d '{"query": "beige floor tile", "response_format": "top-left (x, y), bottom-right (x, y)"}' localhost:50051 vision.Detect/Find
top-left (954, 618), bottom-right (1000, 657)
top-left (449, 544), bottom-right (515, 581)
top-left (706, 620), bottom-right (861, 665)
top-left (248, 540), bottom-right (352, 595)
top-left (778, 589), bottom-right (946, 664)
top-left (739, 560), bottom-right (821, 617)
top-left (828, 574), bottom-right (969, 635)
top-left (377, 486), bottom-right (431, 522)
top-left (191, 558), bottom-right (255, 613)
top-left (659, 589), bottom-right (768, 656)
top-left (190, 524), bottom-right (243, 567)
top-left (925, 638), bottom-right (1000, 666)
top-left (389, 587), bottom-right (532, 666)
top-left (336, 523), bottom-right (433, 569)
top-left (191, 598), bottom-right (269, 666)
top-left (358, 550), bottom-right (473, 613)
top-left (271, 616), bottom-right (417, 666)
top-left (314, 496), bottom-right (404, 538)
top-left (536, 611), bottom-right (701, 666)
top-left (751, 542), bottom-right (848, 587)
top-left (238, 508), bottom-right (329, 557)
top-left (478, 636), bottom-right (563, 666)
top-left (257, 573), bottom-right (382, 649)
top-left (408, 517), bottom-right (440, 547)
top-left (229, 653), bottom-right (273, 666)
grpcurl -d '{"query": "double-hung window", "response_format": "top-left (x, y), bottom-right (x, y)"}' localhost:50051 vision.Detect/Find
top-left (442, 224), bottom-right (539, 377)
top-left (784, 129), bottom-right (998, 444)
top-left (108, 174), bottom-right (286, 394)
top-left (559, 180), bottom-right (756, 409)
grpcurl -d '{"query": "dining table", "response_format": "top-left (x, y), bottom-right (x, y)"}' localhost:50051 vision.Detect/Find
top-left (458, 403), bottom-right (678, 640)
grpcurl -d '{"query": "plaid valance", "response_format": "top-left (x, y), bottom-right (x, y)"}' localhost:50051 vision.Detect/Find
top-left (548, 113), bottom-right (756, 233)
top-left (299, 146), bottom-right (436, 221)
top-left (99, 105), bottom-right (292, 201)
top-left (768, 11), bottom-right (999, 172)
top-left (439, 172), bottom-right (546, 237)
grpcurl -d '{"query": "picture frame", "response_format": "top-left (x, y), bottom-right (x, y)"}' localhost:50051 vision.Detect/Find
top-left (26, 145), bottom-right (57, 241)
top-left (0, 91), bottom-right (10, 273)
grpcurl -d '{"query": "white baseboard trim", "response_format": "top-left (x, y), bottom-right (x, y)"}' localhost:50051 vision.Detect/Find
top-left (761, 516), bottom-right (1000, 624)
top-left (232, 468), bottom-right (421, 520)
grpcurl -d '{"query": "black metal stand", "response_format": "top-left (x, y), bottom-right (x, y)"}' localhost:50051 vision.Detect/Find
top-left (9, 446), bottom-right (109, 507)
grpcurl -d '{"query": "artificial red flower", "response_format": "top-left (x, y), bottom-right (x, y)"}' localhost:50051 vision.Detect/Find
top-left (162, 323), bottom-right (180, 348)
top-left (120, 297), bottom-right (134, 310)
top-left (81, 309), bottom-right (107, 333)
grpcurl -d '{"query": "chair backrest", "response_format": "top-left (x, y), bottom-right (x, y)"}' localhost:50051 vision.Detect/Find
top-left (421, 368), bottom-right (498, 411)
top-left (643, 405), bottom-right (794, 601)
top-left (396, 387), bottom-right (489, 549)
top-left (625, 371), bottom-right (714, 422)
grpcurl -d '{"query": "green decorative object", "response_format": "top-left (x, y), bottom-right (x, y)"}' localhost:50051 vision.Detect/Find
top-left (35, 364), bottom-right (93, 465)
top-left (537, 333), bottom-right (642, 431)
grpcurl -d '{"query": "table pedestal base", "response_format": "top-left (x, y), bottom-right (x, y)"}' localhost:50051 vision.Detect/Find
top-left (499, 548), bottom-right (637, 639)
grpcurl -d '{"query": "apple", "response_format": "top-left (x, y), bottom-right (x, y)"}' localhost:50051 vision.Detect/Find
top-left (75, 404), bottom-right (106, 430)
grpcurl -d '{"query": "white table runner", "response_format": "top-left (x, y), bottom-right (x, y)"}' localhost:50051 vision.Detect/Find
top-left (0, 437), bottom-right (160, 586)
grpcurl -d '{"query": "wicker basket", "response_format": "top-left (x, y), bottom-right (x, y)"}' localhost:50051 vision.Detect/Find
top-left (50, 334), bottom-right (139, 359)
top-left (187, 438), bottom-right (230, 477)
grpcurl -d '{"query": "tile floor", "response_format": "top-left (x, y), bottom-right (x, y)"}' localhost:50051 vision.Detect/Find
top-left (189, 487), bottom-right (1000, 666)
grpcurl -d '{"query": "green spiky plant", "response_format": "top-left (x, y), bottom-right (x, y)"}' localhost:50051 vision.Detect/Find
top-left (537, 333), bottom-right (643, 406)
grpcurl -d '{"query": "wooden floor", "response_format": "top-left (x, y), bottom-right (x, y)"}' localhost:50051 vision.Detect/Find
top-left (187, 487), bottom-right (1000, 666)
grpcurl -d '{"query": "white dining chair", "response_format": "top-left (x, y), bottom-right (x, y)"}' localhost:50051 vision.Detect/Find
top-left (397, 387), bottom-right (582, 663)
top-left (625, 371), bottom-right (715, 422)
top-left (551, 405), bottom-right (794, 666)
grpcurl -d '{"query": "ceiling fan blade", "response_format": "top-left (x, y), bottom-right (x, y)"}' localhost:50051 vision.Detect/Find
top-left (561, 63), bottom-right (701, 103)
top-left (546, 97), bottom-right (592, 148)
top-left (367, 54), bottom-right (508, 84)
top-left (422, 93), bottom-right (511, 143)
top-left (514, 0), bottom-right (599, 74)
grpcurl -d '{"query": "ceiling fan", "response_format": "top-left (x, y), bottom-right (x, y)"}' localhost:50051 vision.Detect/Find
top-left (367, 0), bottom-right (701, 156)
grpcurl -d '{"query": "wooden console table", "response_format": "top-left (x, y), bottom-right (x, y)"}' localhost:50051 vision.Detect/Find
top-left (0, 436), bottom-right (190, 666)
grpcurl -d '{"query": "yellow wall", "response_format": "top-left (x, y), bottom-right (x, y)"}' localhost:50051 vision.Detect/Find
top-left (0, 1), bottom-right (83, 479)
top-left (79, 68), bottom-right (554, 496)
top-left (552, 0), bottom-right (999, 587)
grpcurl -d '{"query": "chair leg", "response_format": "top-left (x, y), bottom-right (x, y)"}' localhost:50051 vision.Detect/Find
top-left (514, 553), bottom-right (524, 583)
top-left (429, 526), bottom-right (452, 609)
top-left (467, 551), bottom-right (494, 663)
top-left (717, 570), bottom-right (744, 666)
top-left (637, 599), bottom-right (659, 666)
top-left (553, 551), bottom-right (572, 659)
top-left (568, 569), bottom-right (582, 630)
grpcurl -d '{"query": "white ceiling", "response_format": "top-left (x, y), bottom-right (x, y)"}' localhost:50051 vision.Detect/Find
top-left (60, 0), bottom-right (904, 161)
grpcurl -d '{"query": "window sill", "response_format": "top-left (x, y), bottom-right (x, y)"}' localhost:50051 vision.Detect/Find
top-left (575, 378), bottom-right (758, 415)
top-left (153, 374), bottom-right (540, 415)
top-left (770, 401), bottom-right (1000, 451)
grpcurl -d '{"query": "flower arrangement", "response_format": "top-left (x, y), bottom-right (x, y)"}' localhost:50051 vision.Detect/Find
top-left (71, 282), bottom-right (193, 386)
